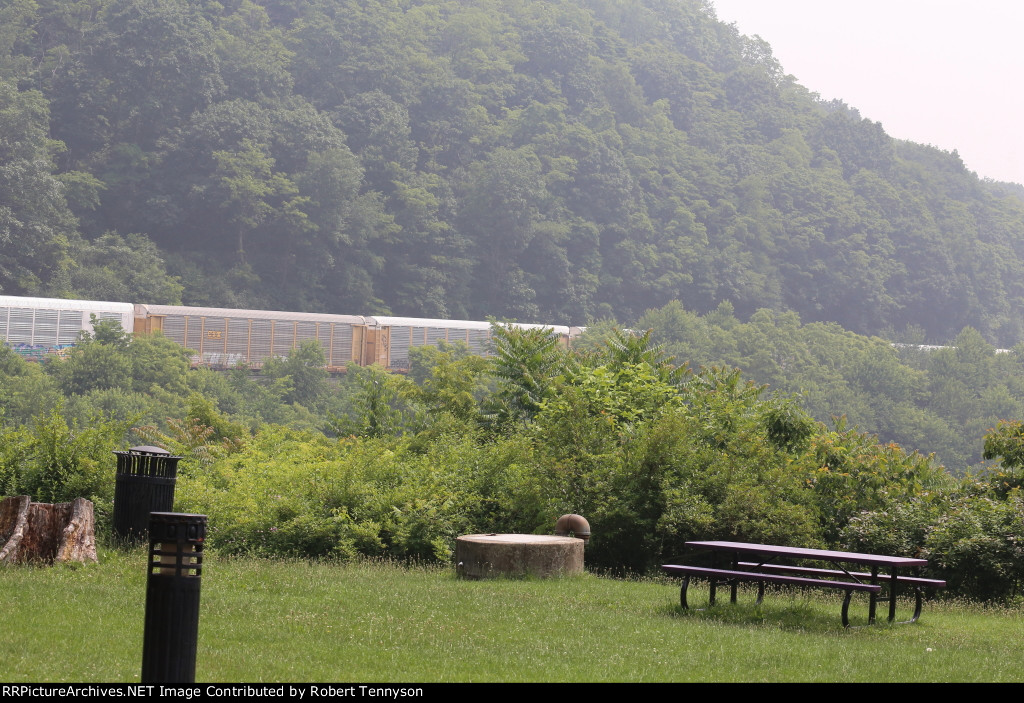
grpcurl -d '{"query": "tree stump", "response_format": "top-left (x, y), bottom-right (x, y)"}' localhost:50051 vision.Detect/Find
top-left (0, 496), bottom-right (98, 564)
top-left (455, 534), bottom-right (584, 579)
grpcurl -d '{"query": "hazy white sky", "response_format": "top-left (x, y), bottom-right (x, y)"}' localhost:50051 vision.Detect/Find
top-left (711, 0), bottom-right (1024, 185)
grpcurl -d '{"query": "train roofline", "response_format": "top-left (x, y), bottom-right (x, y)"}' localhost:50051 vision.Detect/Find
top-left (368, 316), bottom-right (573, 335)
top-left (0, 295), bottom-right (135, 313)
top-left (135, 303), bottom-right (367, 325)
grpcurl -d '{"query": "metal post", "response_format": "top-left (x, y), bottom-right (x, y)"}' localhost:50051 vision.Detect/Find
top-left (141, 512), bottom-right (206, 683)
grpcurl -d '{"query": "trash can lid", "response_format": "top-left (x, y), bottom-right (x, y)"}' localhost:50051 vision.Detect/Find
top-left (128, 445), bottom-right (170, 454)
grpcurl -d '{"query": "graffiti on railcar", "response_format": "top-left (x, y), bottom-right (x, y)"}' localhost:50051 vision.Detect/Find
top-left (9, 342), bottom-right (76, 361)
top-left (192, 352), bottom-right (250, 368)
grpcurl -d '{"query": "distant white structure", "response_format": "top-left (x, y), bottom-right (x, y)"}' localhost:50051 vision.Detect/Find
top-left (891, 343), bottom-right (1013, 354)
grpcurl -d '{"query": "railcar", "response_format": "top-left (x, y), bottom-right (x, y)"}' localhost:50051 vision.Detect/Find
top-left (370, 316), bottom-right (576, 371)
top-left (0, 295), bottom-right (582, 372)
top-left (133, 304), bottom-right (369, 371)
top-left (132, 305), bottom-right (578, 371)
top-left (0, 295), bottom-right (135, 361)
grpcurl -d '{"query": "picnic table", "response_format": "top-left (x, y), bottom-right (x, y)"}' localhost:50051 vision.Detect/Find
top-left (662, 540), bottom-right (946, 627)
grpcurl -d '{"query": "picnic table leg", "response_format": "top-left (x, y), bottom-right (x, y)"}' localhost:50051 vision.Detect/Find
top-left (909, 587), bottom-right (923, 623)
top-left (720, 548), bottom-right (737, 605)
top-left (880, 570), bottom-right (927, 624)
top-left (841, 589), bottom-right (854, 628)
top-left (679, 575), bottom-right (718, 610)
top-left (887, 585), bottom-right (924, 624)
top-left (888, 569), bottom-right (899, 622)
top-left (846, 585), bottom-right (925, 628)
top-left (729, 552), bottom-right (739, 604)
top-left (679, 576), bottom-right (765, 610)
top-left (868, 565), bottom-right (879, 624)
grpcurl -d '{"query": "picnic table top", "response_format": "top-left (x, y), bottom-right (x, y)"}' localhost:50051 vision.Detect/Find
top-left (684, 540), bottom-right (928, 568)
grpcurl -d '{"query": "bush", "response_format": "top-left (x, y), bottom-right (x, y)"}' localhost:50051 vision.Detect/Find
top-left (0, 404), bottom-right (131, 504)
top-left (923, 492), bottom-right (1024, 600)
top-left (839, 494), bottom-right (946, 557)
top-left (174, 426), bottom-right (549, 561)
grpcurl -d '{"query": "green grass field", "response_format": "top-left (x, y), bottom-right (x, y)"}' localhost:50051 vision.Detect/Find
top-left (2, 550), bottom-right (1022, 683)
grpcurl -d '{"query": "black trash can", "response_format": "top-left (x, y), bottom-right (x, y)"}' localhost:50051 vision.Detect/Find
top-left (112, 446), bottom-right (183, 542)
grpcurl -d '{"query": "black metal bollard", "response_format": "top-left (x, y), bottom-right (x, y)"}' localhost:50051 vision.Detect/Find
top-left (141, 512), bottom-right (206, 684)
top-left (113, 446), bottom-right (183, 542)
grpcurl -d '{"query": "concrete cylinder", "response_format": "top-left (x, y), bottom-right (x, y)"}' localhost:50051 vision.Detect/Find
top-left (455, 534), bottom-right (584, 579)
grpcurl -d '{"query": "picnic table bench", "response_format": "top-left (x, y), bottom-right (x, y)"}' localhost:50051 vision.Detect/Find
top-left (662, 541), bottom-right (946, 627)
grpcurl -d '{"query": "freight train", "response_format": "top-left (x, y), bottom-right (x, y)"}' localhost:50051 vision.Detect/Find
top-left (0, 295), bottom-right (583, 371)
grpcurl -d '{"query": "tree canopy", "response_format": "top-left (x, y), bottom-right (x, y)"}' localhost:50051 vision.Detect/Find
top-left (0, 0), bottom-right (1021, 345)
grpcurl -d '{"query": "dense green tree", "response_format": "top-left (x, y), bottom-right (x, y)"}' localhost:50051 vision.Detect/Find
top-left (64, 232), bottom-right (183, 303)
top-left (0, 346), bottom-right (62, 426)
top-left (0, 81), bottom-right (75, 295)
top-left (50, 335), bottom-right (133, 396)
top-left (48, 317), bottom-right (192, 398)
top-left (3, 0), bottom-right (1024, 344)
top-left (262, 340), bottom-right (330, 408)
top-left (212, 138), bottom-right (304, 265)
top-left (48, 0), bottom-right (224, 159)
top-left (407, 343), bottom-right (491, 426)
top-left (486, 323), bottom-right (567, 426)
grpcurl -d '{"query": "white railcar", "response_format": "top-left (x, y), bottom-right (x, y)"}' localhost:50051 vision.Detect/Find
top-left (0, 295), bottom-right (135, 360)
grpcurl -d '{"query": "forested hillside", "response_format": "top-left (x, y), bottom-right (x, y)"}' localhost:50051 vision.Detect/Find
top-left (618, 301), bottom-right (1024, 470)
top-left (3, 0), bottom-right (1024, 345)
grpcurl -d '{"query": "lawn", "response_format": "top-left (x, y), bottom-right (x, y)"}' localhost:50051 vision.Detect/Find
top-left (1, 549), bottom-right (1021, 682)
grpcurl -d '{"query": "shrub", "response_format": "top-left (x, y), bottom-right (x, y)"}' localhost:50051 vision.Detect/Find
top-left (923, 492), bottom-right (1024, 600)
top-left (839, 494), bottom-right (946, 557)
top-left (174, 426), bottom-right (548, 561)
top-left (0, 405), bottom-right (131, 504)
